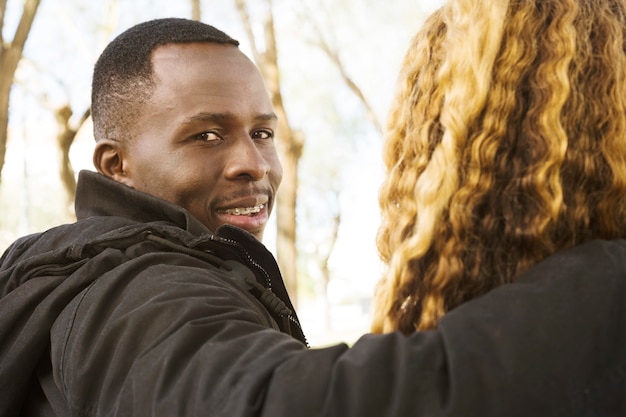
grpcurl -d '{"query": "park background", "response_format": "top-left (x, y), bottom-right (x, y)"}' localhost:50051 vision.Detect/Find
top-left (0, 0), bottom-right (442, 347)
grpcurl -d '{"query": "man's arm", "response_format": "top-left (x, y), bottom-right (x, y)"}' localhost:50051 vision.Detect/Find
top-left (54, 240), bottom-right (625, 416)
top-left (262, 239), bottom-right (626, 416)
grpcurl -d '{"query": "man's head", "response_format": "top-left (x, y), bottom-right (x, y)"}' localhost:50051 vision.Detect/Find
top-left (91, 18), bottom-right (282, 240)
top-left (373, 0), bottom-right (626, 333)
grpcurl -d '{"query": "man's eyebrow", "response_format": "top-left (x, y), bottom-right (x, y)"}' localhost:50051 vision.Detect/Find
top-left (184, 112), bottom-right (278, 123)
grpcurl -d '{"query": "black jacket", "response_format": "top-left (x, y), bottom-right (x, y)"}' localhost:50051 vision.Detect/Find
top-left (0, 170), bottom-right (624, 416)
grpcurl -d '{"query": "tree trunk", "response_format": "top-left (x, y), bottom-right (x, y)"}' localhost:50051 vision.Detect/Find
top-left (190, 0), bottom-right (201, 21)
top-left (318, 210), bottom-right (341, 331)
top-left (54, 105), bottom-right (90, 211)
top-left (235, 0), bottom-right (304, 305)
top-left (0, 0), bottom-right (41, 182)
top-left (0, 62), bottom-right (11, 183)
top-left (275, 128), bottom-right (302, 303)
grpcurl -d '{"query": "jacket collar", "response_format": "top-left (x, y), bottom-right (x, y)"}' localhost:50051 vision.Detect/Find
top-left (74, 170), bottom-right (210, 236)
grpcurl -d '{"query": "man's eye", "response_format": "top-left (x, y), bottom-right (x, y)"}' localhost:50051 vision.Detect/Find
top-left (252, 130), bottom-right (273, 140)
top-left (194, 132), bottom-right (221, 142)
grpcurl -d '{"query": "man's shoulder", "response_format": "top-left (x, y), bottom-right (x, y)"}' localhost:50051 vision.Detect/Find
top-left (0, 216), bottom-right (134, 267)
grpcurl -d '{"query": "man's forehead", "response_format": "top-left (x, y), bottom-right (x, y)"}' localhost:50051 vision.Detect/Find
top-left (150, 42), bottom-right (261, 86)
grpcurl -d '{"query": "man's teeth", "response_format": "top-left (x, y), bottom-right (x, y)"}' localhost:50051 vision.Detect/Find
top-left (219, 204), bottom-right (264, 216)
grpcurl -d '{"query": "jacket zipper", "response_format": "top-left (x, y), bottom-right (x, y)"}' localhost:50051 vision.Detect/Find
top-left (209, 234), bottom-right (272, 290)
top-left (209, 234), bottom-right (307, 345)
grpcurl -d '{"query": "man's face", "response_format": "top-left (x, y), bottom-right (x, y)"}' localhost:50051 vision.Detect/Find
top-left (118, 43), bottom-right (281, 240)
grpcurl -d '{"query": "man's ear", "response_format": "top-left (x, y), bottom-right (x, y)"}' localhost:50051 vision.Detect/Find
top-left (93, 139), bottom-right (133, 186)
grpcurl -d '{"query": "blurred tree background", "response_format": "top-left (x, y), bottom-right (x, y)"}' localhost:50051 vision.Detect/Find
top-left (0, 0), bottom-right (440, 346)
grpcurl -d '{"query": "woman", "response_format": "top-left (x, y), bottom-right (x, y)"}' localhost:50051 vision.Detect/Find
top-left (374, 0), bottom-right (626, 333)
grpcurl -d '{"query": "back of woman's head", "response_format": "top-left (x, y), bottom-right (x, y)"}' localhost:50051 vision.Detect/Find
top-left (373, 0), bottom-right (626, 333)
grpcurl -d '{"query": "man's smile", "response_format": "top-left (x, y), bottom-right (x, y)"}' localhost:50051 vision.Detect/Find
top-left (217, 203), bottom-right (265, 216)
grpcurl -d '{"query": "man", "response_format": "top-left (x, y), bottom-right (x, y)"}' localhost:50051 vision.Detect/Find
top-left (91, 19), bottom-right (279, 242)
top-left (0, 17), bottom-right (624, 416)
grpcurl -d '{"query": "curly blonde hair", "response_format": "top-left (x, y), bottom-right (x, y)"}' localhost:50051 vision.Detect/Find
top-left (373, 0), bottom-right (626, 333)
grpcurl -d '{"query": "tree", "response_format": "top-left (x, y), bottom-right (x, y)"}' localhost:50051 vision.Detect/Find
top-left (49, 0), bottom-right (116, 207)
top-left (54, 105), bottom-right (91, 209)
top-left (235, 0), bottom-right (304, 305)
top-left (314, 191), bottom-right (340, 331)
top-left (0, 0), bottom-right (41, 183)
top-left (190, 0), bottom-right (200, 21)
top-left (297, 0), bottom-right (383, 135)
top-left (309, 26), bottom-right (382, 136)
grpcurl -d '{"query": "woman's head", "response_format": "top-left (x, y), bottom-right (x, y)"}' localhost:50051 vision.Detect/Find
top-left (374, 0), bottom-right (626, 333)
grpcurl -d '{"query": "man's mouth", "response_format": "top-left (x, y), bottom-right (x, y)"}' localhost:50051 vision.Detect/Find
top-left (217, 203), bottom-right (265, 216)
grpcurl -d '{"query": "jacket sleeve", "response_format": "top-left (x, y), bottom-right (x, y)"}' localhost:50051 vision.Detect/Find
top-left (261, 240), bottom-right (626, 416)
top-left (53, 240), bottom-right (626, 416)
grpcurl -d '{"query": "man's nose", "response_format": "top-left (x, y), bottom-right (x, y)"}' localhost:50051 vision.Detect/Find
top-left (224, 136), bottom-right (271, 181)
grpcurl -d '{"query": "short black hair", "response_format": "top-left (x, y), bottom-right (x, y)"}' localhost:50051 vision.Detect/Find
top-left (91, 18), bottom-right (240, 142)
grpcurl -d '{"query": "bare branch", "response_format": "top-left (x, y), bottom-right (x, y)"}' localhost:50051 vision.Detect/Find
top-left (296, 1), bottom-right (383, 135)
top-left (12, 0), bottom-right (40, 53)
top-left (325, 47), bottom-right (382, 135)
top-left (234, 0), bottom-right (261, 63)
